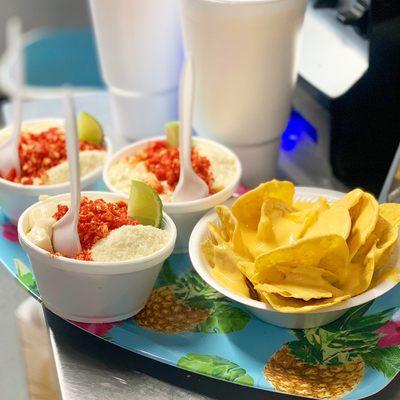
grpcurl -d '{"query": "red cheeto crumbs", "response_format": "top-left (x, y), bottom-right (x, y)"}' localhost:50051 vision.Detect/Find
top-left (137, 140), bottom-right (214, 194)
top-left (0, 127), bottom-right (104, 185)
top-left (53, 197), bottom-right (138, 260)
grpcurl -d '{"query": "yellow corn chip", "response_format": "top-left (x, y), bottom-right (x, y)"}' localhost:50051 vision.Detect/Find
top-left (379, 203), bottom-right (400, 228)
top-left (257, 291), bottom-right (351, 313)
top-left (232, 180), bottom-right (294, 229)
top-left (201, 240), bottom-right (250, 297)
top-left (200, 180), bottom-right (400, 314)
top-left (302, 206), bottom-right (351, 240)
top-left (215, 205), bottom-right (251, 259)
top-left (254, 265), bottom-right (339, 301)
top-left (334, 190), bottom-right (379, 259)
top-left (252, 235), bottom-right (349, 285)
top-left (334, 188), bottom-right (364, 209)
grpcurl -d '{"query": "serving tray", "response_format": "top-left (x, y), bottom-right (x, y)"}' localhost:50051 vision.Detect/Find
top-left (1, 209), bottom-right (400, 400)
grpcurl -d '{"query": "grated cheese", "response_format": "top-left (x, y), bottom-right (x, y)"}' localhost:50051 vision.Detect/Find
top-left (91, 225), bottom-right (170, 262)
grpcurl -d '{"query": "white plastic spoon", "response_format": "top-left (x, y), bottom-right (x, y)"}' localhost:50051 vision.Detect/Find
top-left (52, 92), bottom-right (82, 257)
top-left (173, 55), bottom-right (208, 202)
top-left (0, 18), bottom-right (24, 176)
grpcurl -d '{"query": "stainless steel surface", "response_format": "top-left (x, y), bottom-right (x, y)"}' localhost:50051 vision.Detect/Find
top-left (0, 265), bottom-right (29, 400)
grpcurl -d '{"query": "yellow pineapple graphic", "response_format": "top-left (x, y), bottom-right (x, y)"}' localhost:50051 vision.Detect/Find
top-left (134, 286), bottom-right (210, 334)
top-left (264, 302), bottom-right (400, 399)
top-left (135, 261), bottom-right (250, 334)
top-left (265, 346), bottom-right (364, 399)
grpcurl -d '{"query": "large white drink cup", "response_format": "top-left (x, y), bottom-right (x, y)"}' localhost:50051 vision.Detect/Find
top-left (181, 0), bottom-right (307, 184)
top-left (89, 0), bottom-right (183, 139)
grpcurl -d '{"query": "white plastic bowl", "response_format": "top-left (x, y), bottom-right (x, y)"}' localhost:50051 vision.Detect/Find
top-left (189, 186), bottom-right (400, 329)
top-left (18, 191), bottom-right (177, 323)
top-left (0, 118), bottom-right (112, 224)
top-left (103, 135), bottom-right (242, 252)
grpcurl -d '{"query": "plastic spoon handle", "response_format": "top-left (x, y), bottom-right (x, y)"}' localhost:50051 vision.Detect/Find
top-left (179, 54), bottom-right (194, 177)
top-left (0, 17), bottom-right (24, 175)
top-left (64, 91), bottom-right (81, 231)
top-left (172, 54), bottom-right (208, 202)
top-left (9, 94), bottom-right (22, 174)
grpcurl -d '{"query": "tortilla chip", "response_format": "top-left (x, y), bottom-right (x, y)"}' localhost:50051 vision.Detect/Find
top-left (334, 190), bottom-right (379, 259)
top-left (201, 240), bottom-right (215, 266)
top-left (353, 214), bottom-right (399, 272)
top-left (379, 203), bottom-right (400, 228)
top-left (201, 240), bottom-right (250, 297)
top-left (232, 180), bottom-right (294, 229)
top-left (211, 244), bottom-right (250, 297)
top-left (215, 205), bottom-right (236, 242)
top-left (215, 205), bottom-right (251, 259)
top-left (207, 222), bottom-right (226, 246)
top-left (257, 290), bottom-right (351, 313)
top-left (254, 265), bottom-right (340, 301)
top-left (302, 206), bottom-right (351, 240)
top-left (252, 235), bottom-right (349, 285)
top-left (334, 188), bottom-right (364, 210)
top-left (238, 261), bottom-right (263, 284)
top-left (293, 197), bottom-right (330, 239)
top-left (257, 198), bottom-right (299, 243)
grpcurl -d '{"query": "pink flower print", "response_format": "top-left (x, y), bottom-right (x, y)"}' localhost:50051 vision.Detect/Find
top-left (236, 185), bottom-right (251, 196)
top-left (375, 311), bottom-right (400, 348)
top-left (71, 321), bottom-right (117, 337)
top-left (2, 223), bottom-right (18, 242)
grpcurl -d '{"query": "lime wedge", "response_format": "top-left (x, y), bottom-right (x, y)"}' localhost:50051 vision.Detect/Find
top-left (165, 121), bottom-right (194, 147)
top-left (128, 180), bottom-right (163, 228)
top-left (77, 111), bottom-right (104, 145)
top-left (165, 121), bottom-right (180, 147)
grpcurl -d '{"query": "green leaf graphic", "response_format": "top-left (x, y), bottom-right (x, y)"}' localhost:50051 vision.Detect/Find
top-left (177, 354), bottom-right (254, 386)
top-left (329, 301), bottom-right (374, 331)
top-left (174, 272), bottom-right (225, 309)
top-left (197, 302), bottom-right (250, 334)
top-left (363, 347), bottom-right (400, 379)
top-left (288, 301), bottom-right (400, 378)
top-left (14, 258), bottom-right (39, 296)
top-left (155, 260), bottom-right (177, 288)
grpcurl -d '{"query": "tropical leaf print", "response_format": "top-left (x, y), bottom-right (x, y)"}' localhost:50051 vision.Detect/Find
top-left (14, 258), bottom-right (39, 296)
top-left (154, 260), bottom-right (177, 288)
top-left (173, 271), bottom-right (225, 310)
top-left (178, 353), bottom-right (254, 386)
top-left (363, 347), bottom-right (400, 379)
top-left (196, 302), bottom-right (251, 334)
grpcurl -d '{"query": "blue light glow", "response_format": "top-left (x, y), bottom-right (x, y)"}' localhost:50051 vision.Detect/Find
top-left (281, 110), bottom-right (318, 152)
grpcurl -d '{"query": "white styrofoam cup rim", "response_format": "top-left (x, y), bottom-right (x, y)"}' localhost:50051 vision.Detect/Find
top-left (18, 191), bottom-right (177, 273)
top-left (0, 118), bottom-right (113, 192)
top-left (103, 136), bottom-right (242, 213)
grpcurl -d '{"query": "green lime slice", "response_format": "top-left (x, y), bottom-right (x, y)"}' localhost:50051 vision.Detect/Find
top-left (165, 121), bottom-right (180, 147)
top-left (77, 111), bottom-right (104, 145)
top-left (164, 121), bottom-right (193, 147)
top-left (128, 180), bottom-right (163, 228)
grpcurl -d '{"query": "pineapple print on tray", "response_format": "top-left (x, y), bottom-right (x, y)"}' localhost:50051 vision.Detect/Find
top-left (134, 261), bottom-right (251, 334)
top-left (264, 301), bottom-right (400, 399)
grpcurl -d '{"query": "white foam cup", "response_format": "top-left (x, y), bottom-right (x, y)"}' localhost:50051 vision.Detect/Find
top-left (229, 138), bottom-right (281, 187)
top-left (180, 0), bottom-right (307, 178)
top-left (109, 87), bottom-right (178, 141)
top-left (89, 0), bottom-right (183, 93)
top-left (18, 192), bottom-right (177, 323)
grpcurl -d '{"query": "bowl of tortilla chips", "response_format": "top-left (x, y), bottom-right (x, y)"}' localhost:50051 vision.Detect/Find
top-left (189, 180), bottom-right (400, 329)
